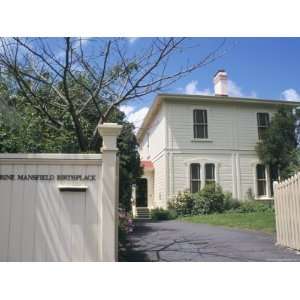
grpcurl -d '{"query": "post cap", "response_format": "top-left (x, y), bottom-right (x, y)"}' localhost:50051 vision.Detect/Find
top-left (98, 123), bottom-right (123, 151)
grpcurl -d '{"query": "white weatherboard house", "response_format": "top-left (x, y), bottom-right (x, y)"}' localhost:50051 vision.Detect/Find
top-left (132, 70), bottom-right (300, 218)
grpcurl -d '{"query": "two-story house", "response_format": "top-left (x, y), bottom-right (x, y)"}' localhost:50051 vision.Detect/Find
top-left (133, 70), bottom-right (300, 217)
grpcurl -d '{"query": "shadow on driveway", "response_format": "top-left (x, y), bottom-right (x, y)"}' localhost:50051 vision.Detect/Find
top-left (122, 220), bottom-right (300, 262)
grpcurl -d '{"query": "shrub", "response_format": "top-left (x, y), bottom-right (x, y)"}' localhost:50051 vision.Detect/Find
top-left (168, 191), bottom-right (195, 216)
top-left (246, 188), bottom-right (255, 201)
top-left (223, 192), bottom-right (241, 211)
top-left (192, 184), bottom-right (225, 215)
top-left (151, 208), bottom-right (177, 220)
top-left (235, 201), bottom-right (273, 213)
top-left (119, 210), bottom-right (134, 245)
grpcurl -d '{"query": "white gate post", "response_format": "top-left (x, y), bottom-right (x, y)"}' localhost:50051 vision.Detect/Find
top-left (98, 123), bottom-right (122, 261)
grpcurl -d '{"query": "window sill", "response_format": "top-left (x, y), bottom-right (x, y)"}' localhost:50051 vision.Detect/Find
top-left (191, 139), bottom-right (213, 143)
top-left (255, 196), bottom-right (273, 201)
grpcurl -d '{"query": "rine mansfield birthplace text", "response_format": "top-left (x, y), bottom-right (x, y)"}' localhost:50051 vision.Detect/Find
top-left (0, 174), bottom-right (96, 181)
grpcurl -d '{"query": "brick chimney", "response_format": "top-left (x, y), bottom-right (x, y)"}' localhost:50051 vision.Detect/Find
top-left (213, 69), bottom-right (228, 96)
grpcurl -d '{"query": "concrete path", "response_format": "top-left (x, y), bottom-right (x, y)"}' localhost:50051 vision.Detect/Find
top-left (126, 220), bottom-right (300, 262)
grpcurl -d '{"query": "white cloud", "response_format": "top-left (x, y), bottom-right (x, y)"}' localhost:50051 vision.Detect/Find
top-left (120, 105), bottom-right (134, 116)
top-left (182, 80), bottom-right (257, 98)
top-left (281, 88), bottom-right (300, 101)
top-left (184, 80), bottom-right (213, 96)
top-left (120, 105), bottom-right (149, 130)
top-left (127, 37), bottom-right (139, 44)
top-left (227, 80), bottom-right (243, 97)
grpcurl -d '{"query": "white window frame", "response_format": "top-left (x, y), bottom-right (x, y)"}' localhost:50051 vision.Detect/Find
top-left (185, 158), bottom-right (220, 191)
top-left (193, 109), bottom-right (208, 139)
top-left (205, 163), bottom-right (216, 186)
top-left (256, 112), bottom-right (270, 140)
top-left (190, 163), bottom-right (201, 193)
top-left (251, 161), bottom-right (271, 199)
top-left (190, 106), bottom-right (212, 142)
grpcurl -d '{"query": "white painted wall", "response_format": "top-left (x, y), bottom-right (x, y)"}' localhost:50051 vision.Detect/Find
top-left (139, 97), bottom-right (282, 207)
top-left (166, 100), bottom-right (277, 151)
top-left (139, 103), bottom-right (166, 161)
top-left (0, 123), bottom-right (122, 262)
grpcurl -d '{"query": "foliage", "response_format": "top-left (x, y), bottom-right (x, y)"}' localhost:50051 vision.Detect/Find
top-left (0, 37), bottom-right (222, 210)
top-left (150, 208), bottom-right (177, 221)
top-left (233, 201), bottom-right (273, 214)
top-left (118, 210), bottom-right (135, 261)
top-left (192, 184), bottom-right (225, 215)
top-left (223, 192), bottom-right (240, 211)
top-left (169, 185), bottom-right (273, 217)
top-left (246, 188), bottom-right (255, 201)
top-left (0, 89), bottom-right (142, 211)
top-left (168, 191), bottom-right (195, 216)
top-left (0, 38), bottom-right (224, 151)
top-left (180, 211), bottom-right (275, 234)
top-left (255, 106), bottom-right (300, 179)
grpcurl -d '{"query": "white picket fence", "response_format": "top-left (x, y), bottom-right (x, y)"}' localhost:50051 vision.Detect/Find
top-left (273, 173), bottom-right (300, 251)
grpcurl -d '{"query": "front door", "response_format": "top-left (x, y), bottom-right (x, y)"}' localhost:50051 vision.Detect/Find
top-left (136, 178), bottom-right (148, 207)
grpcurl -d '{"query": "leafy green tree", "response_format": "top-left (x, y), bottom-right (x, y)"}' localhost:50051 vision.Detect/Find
top-left (0, 89), bottom-right (141, 211)
top-left (255, 106), bottom-right (299, 179)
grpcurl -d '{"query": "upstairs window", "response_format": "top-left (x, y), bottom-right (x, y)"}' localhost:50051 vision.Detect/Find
top-left (190, 163), bottom-right (201, 193)
top-left (205, 163), bottom-right (215, 186)
top-left (193, 109), bottom-right (208, 139)
top-left (256, 164), bottom-right (267, 196)
top-left (257, 112), bottom-right (270, 140)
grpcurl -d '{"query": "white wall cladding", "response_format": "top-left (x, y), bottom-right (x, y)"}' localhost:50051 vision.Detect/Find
top-left (167, 101), bottom-right (277, 151)
top-left (139, 103), bottom-right (166, 161)
top-left (0, 123), bottom-right (122, 262)
top-left (153, 154), bottom-right (166, 208)
top-left (168, 152), bottom-right (233, 197)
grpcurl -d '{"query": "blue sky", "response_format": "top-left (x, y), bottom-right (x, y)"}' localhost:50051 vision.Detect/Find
top-left (120, 37), bottom-right (300, 129)
top-left (19, 37), bottom-right (300, 129)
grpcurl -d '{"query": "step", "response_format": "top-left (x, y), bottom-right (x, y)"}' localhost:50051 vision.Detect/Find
top-left (134, 207), bottom-right (151, 219)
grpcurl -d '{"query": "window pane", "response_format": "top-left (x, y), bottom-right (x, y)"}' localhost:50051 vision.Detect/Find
top-left (256, 164), bottom-right (266, 179)
top-left (190, 163), bottom-right (200, 180)
top-left (257, 181), bottom-right (266, 196)
top-left (194, 109), bottom-right (207, 123)
top-left (194, 125), bottom-right (208, 139)
top-left (193, 125), bottom-right (199, 138)
top-left (193, 110), bottom-right (208, 139)
top-left (203, 110), bottom-right (207, 123)
top-left (258, 127), bottom-right (265, 140)
top-left (257, 113), bottom-right (269, 126)
top-left (190, 163), bottom-right (201, 193)
top-left (205, 164), bottom-right (215, 180)
top-left (257, 113), bottom-right (270, 140)
top-left (256, 164), bottom-right (267, 196)
top-left (191, 181), bottom-right (201, 193)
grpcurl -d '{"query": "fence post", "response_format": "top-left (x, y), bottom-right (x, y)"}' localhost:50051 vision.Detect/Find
top-left (98, 123), bottom-right (122, 261)
top-left (273, 181), bottom-right (280, 244)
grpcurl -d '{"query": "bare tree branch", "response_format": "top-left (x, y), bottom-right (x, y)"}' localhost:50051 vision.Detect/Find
top-left (0, 37), bottom-right (226, 151)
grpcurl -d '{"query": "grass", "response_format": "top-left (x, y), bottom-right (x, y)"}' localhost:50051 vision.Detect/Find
top-left (180, 211), bottom-right (275, 234)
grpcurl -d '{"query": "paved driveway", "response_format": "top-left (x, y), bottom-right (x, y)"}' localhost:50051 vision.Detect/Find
top-left (126, 220), bottom-right (300, 262)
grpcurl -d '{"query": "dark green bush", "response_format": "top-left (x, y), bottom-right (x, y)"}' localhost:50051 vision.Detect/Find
top-left (168, 191), bottom-right (195, 216)
top-left (223, 192), bottom-right (241, 211)
top-left (234, 201), bottom-right (273, 213)
top-left (150, 208), bottom-right (177, 220)
top-left (192, 184), bottom-right (225, 215)
top-left (169, 186), bottom-right (274, 217)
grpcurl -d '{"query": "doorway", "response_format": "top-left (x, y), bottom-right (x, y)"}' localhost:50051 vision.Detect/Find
top-left (136, 178), bottom-right (148, 207)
